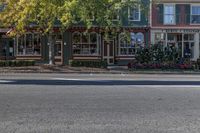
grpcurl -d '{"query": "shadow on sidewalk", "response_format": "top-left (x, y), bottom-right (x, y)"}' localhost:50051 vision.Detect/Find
top-left (1, 79), bottom-right (200, 86)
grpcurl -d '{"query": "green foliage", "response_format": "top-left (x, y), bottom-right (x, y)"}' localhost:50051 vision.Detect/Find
top-left (129, 44), bottom-right (194, 70)
top-left (0, 60), bottom-right (35, 67)
top-left (0, 0), bottom-right (147, 35)
top-left (136, 44), bottom-right (179, 64)
top-left (71, 60), bottom-right (107, 68)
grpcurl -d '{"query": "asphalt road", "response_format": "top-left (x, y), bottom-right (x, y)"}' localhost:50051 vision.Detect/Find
top-left (1, 73), bottom-right (200, 133)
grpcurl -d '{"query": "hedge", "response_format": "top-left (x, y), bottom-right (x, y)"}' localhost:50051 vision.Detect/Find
top-left (71, 60), bottom-right (107, 68)
top-left (0, 60), bottom-right (35, 67)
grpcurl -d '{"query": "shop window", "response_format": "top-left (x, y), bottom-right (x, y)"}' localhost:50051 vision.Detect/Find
top-left (17, 33), bottom-right (41, 56)
top-left (155, 33), bottom-right (165, 44)
top-left (118, 32), bottom-right (144, 56)
top-left (0, 3), bottom-right (6, 11)
top-left (112, 10), bottom-right (120, 21)
top-left (72, 32), bottom-right (99, 55)
top-left (191, 5), bottom-right (200, 24)
top-left (129, 6), bottom-right (141, 21)
top-left (164, 4), bottom-right (175, 25)
top-left (136, 32), bottom-right (144, 45)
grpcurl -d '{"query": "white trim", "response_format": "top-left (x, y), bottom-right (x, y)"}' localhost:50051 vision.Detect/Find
top-left (16, 33), bottom-right (42, 56)
top-left (128, 6), bottom-right (141, 21)
top-left (72, 32), bottom-right (100, 56)
top-left (118, 32), bottom-right (144, 56)
top-left (150, 0), bottom-right (152, 27)
top-left (190, 4), bottom-right (200, 25)
top-left (103, 39), bottom-right (115, 65)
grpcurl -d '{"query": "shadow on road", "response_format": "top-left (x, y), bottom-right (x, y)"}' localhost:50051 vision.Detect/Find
top-left (1, 79), bottom-right (200, 86)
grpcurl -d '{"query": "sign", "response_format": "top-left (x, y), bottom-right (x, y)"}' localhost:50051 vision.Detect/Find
top-left (162, 29), bottom-right (200, 33)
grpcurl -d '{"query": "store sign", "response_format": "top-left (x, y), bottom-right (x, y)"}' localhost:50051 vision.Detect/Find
top-left (162, 29), bottom-right (200, 33)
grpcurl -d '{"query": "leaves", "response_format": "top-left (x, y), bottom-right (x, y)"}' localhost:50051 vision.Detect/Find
top-left (0, 0), bottom-right (147, 35)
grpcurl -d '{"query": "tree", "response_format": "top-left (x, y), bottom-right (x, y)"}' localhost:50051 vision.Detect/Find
top-left (0, 0), bottom-right (147, 64)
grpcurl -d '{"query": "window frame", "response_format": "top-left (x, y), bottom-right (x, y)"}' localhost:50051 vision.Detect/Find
top-left (118, 32), bottom-right (144, 56)
top-left (190, 4), bottom-right (200, 24)
top-left (128, 6), bottom-right (141, 21)
top-left (163, 4), bottom-right (176, 25)
top-left (16, 33), bottom-right (42, 56)
top-left (72, 32), bottom-right (100, 56)
top-left (112, 10), bottom-right (120, 21)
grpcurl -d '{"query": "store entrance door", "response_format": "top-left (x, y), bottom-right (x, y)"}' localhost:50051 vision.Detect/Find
top-left (166, 33), bottom-right (195, 59)
top-left (54, 40), bottom-right (63, 65)
top-left (0, 38), bottom-right (15, 60)
top-left (103, 40), bottom-right (114, 65)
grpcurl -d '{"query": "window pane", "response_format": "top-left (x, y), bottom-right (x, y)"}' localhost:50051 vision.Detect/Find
top-left (136, 33), bottom-right (144, 45)
top-left (164, 15), bottom-right (175, 24)
top-left (90, 33), bottom-right (97, 43)
top-left (164, 5), bottom-right (174, 14)
top-left (73, 32), bottom-right (99, 55)
top-left (25, 34), bottom-right (33, 55)
top-left (191, 15), bottom-right (200, 23)
top-left (164, 5), bottom-right (175, 24)
top-left (119, 33), bottom-right (136, 56)
top-left (73, 33), bottom-right (81, 43)
top-left (82, 33), bottom-right (89, 43)
top-left (192, 6), bottom-right (200, 14)
top-left (130, 7), bottom-right (140, 20)
top-left (17, 33), bottom-right (41, 56)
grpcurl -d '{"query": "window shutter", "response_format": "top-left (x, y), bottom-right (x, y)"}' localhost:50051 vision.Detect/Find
top-left (176, 5), bottom-right (181, 24)
top-left (185, 5), bottom-right (190, 24)
top-left (157, 4), bottom-right (164, 24)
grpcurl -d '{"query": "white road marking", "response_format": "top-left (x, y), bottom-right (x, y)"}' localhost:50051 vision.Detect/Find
top-left (0, 80), bottom-right (13, 83)
top-left (53, 78), bottom-right (84, 81)
top-left (125, 85), bottom-right (200, 88)
top-left (52, 78), bottom-right (111, 82)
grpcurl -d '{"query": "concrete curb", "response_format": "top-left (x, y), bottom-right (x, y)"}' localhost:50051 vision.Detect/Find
top-left (0, 65), bottom-right (200, 74)
top-left (1, 70), bottom-right (200, 75)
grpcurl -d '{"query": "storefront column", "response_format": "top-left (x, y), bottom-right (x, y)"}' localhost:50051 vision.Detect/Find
top-left (165, 33), bottom-right (168, 47)
top-left (182, 33), bottom-right (184, 58)
top-left (151, 31), bottom-right (155, 45)
top-left (194, 33), bottom-right (200, 61)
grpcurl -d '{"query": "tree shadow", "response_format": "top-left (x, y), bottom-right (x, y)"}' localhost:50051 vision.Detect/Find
top-left (1, 79), bottom-right (200, 86)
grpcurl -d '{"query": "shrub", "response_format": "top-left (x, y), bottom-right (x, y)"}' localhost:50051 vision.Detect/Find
top-left (135, 44), bottom-right (179, 64)
top-left (71, 60), bottom-right (107, 68)
top-left (0, 60), bottom-right (35, 67)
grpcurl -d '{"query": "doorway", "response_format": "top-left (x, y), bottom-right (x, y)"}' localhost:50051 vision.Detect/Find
top-left (103, 40), bottom-right (114, 65)
top-left (0, 38), bottom-right (15, 60)
top-left (54, 40), bottom-right (62, 65)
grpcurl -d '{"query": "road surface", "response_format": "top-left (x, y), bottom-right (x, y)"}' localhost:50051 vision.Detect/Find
top-left (0, 73), bottom-right (200, 133)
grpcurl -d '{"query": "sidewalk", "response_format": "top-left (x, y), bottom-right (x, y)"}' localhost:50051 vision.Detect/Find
top-left (0, 65), bottom-right (125, 74)
top-left (0, 65), bottom-right (200, 74)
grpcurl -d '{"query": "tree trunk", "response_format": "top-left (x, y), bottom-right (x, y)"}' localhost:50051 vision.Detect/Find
top-left (48, 33), bottom-right (55, 65)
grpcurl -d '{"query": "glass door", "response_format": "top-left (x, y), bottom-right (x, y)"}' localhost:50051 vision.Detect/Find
top-left (183, 34), bottom-right (195, 59)
top-left (103, 40), bottom-right (114, 65)
top-left (54, 40), bottom-right (62, 65)
top-left (0, 38), bottom-right (15, 60)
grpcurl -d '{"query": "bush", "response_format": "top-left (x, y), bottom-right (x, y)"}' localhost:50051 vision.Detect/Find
top-left (128, 62), bottom-right (193, 70)
top-left (0, 60), bottom-right (35, 67)
top-left (71, 60), bottom-right (107, 68)
top-left (135, 44), bottom-right (179, 64)
top-left (129, 43), bottom-right (194, 70)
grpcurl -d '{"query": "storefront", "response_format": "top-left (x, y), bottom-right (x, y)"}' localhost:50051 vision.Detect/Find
top-left (70, 28), bottom-right (149, 65)
top-left (151, 29), bottom-right (200, 61)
